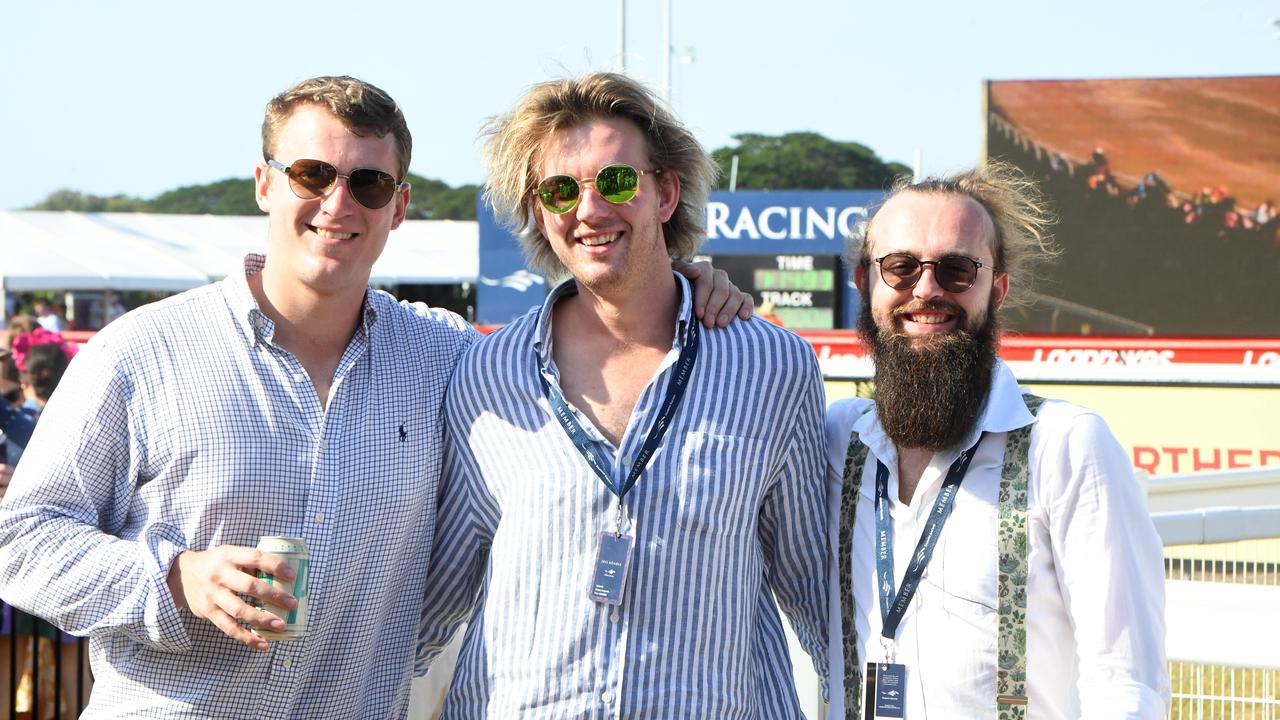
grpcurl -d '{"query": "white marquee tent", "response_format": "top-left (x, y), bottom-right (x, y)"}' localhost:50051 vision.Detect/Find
top-left (0, 211), bottom-right (479, 292)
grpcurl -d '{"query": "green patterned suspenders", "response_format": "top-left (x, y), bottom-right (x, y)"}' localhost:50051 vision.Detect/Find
top-left (838, 430), bottom-right (871, 718)
top-left (838, 394), bottom-right (1044, 720)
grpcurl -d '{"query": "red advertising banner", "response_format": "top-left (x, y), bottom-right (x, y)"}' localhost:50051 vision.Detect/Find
top-left (801, 331), bottom-right (1280, 385)
top-left (810, 331), bottom-right (1280, 477)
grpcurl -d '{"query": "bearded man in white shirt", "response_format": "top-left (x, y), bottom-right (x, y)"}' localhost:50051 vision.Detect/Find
top-left (825, 163), bottom-right (1170, 719)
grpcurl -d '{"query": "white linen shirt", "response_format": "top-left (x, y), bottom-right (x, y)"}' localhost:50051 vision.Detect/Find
top-left (0, 255), bottom-right (477, 719)
top-left (419, 274), bottom-right (830, 719)
top-left (824, 360), bottom-right (1170, 719)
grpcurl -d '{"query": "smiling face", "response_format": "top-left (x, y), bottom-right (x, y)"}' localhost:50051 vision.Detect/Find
top-left (533, 117), bottom-right (679, 299)
top-left (857, 191), bottom-right (1009, 346)
top-left (254, 104), bottom-right (408, 304)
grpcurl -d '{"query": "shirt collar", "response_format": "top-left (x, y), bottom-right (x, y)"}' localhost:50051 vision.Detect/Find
top-left (533, 271), bottom-right (695, 369)
top-left (225, 253), bottom-right (379, 347)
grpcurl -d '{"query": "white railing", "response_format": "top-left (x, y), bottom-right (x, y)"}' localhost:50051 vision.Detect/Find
top-left (1159, 465), bottom-right (1280, 716)
top-left (1155, 506), bottom-right (1280, 546)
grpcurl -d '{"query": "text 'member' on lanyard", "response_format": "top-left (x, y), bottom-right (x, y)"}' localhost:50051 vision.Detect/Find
top-left (538, 318), bottom-right (700, 606)
top-left (866, 434), bottom-right (983, 719)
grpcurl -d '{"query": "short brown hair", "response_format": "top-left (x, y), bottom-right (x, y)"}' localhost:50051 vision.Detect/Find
top-left (262, 76), bottom-right (412, 180)
top-left (846, 160), bottom-right (1058, 310)
top-left (481, 72), bottom-right (718, 278)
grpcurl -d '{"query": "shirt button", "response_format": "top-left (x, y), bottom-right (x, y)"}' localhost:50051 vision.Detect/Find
top-left (282, 658), bottom-right (293, 669)
top-left (601, 690), bottom-right (614, 704)
top-left (609, 612), bottom-right (620, 623)
top-left (293, 373), bottom-right (306, 383)
top-left (319, 439), bottom-right (329, 450)
top-left (315, 512), bottom-right (326, 524)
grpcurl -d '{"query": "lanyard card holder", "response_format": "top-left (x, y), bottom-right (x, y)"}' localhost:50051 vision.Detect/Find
top-left (589, 532), bottom-right (634, 605)
top-left (864, 662), bottom-right (906, 719)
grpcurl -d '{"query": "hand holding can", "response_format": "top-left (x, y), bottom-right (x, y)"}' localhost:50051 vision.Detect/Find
top-left (252, 536), bottom-right (311, 641)
top-left (166, 543), bottom-right (301, 652)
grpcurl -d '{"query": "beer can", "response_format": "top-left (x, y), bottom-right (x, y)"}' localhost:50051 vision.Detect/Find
top-left (253, 536), bottom-right (310, 641)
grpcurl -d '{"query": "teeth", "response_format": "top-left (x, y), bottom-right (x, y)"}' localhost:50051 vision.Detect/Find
top-left (910, 313), bottom-right (949, 324)
top-left (580, 233), bottom-right (618, 247)
top-left (315, 229), bottom-right (354, 240)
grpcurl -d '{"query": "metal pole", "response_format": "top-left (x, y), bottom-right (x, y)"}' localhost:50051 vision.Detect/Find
top-left (729, 155), bottom-right (739, 193)
top-left (662, 0), bottom-right (672, 101)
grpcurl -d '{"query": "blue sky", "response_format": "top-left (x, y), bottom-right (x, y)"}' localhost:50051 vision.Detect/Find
top-left (3, 1), bottom-right (1276, 211)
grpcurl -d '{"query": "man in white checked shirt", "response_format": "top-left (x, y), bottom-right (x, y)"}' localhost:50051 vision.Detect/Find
top-left (0, 75), bottom-right (747, 718)
top-left (418, 72), bottom-right (830, 719)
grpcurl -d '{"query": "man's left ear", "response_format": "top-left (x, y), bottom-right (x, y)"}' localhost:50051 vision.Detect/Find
top-left (657, 170), bottom-right (680, 223)
top-left (532, 198), bottom-right (548, 239)
top-left (389, 184), bottom-right (411, 230)
top-left (992, 271), bottom-right (1010, 311)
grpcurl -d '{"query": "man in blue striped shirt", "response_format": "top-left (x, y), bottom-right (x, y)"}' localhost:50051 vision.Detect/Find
top-left (419, 73), bottom-right (830, 718)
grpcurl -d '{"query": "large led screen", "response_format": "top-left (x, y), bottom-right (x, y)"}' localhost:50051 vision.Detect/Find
top-left (985, 76), bottom-right (1280, 337)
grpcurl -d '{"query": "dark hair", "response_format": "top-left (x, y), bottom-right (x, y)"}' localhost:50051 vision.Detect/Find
top-left (22, 344), bottom-right (69, 402)
top-left (0, 351), bottom-right (17, 384)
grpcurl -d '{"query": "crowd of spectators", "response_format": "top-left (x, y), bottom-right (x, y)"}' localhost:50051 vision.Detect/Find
top-left (1077, 147), bottom-right (1280, 245)
top-left (0, 318), bottom-right (86, 718)
top-left (988, 114), bottom-right (1280, 336)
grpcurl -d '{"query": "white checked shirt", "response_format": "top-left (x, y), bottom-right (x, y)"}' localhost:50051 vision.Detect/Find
top-left (419, 274), bottom-right (830, 719)
top-left (0, 255), bottom-right (477, 719)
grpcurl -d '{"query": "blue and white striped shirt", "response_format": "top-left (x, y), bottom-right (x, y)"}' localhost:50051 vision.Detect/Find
top-left (0, 255), bottom-right (477, 719)
top-left (420, 274), bottom-right (829, 719)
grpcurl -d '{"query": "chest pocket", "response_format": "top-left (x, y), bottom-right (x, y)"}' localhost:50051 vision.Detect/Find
top-left (675, 431), bottom-right (765, 538)
top-left (931, 490), bottom-right (999, 616)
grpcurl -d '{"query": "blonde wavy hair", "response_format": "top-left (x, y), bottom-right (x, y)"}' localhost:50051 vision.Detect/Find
top-left (480, 72), bottom-right (718, 278)
top-left (846, 160), bottom-right (1058, 310)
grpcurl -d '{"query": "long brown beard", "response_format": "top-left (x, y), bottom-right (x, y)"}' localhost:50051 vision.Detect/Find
top-left (859, 296), bottom-right (1000, 451)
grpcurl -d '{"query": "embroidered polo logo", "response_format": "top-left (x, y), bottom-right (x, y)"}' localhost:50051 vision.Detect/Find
top-left (399, 423), bottom-right (407, 442)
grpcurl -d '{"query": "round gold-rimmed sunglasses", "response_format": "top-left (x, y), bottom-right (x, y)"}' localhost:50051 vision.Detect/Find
top-left (534, 163), bottom-right (661, 214)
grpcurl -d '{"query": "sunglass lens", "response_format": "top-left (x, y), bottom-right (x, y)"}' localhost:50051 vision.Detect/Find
top-left (537, 176), bottom-right (579, 214)
top-left (596, 164), bottom-right (640, 203)
top-left (349, 169), bottom-right (398, 209)
top-left (937, 256), bottom-right (979, 291)
top-left (288, 159), bottom-right (337, 199)
top-left (880, 254), bottom-right (922, 290)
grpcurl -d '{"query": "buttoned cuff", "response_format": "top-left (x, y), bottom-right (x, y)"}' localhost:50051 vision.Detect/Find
top-left (142, 523), bottom-right (192, 651)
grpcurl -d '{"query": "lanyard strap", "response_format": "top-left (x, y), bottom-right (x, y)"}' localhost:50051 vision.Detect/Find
top-left (874, 434), bottom-right (984, 640)
top-left (538, 320), bottom-right (699, 501)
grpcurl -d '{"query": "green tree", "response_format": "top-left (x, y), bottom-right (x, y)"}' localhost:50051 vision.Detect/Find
top-left (711, 132), bottom-right (910, 191)
top-left (403, 174), bottom-right (480, 221)
top-left (149, 178), bottom-right (260, 215)
top-left (25, 175), bottom-right (481, 220)
top-left (28, 189), bottom-right (147, 212)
